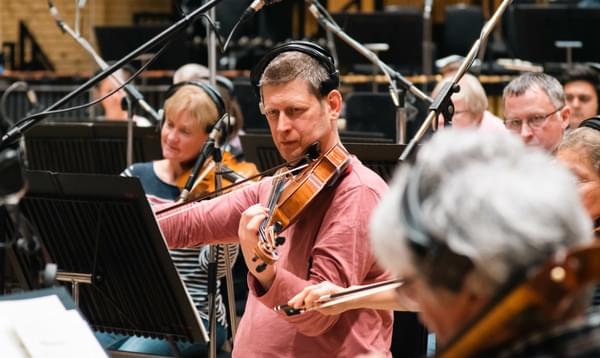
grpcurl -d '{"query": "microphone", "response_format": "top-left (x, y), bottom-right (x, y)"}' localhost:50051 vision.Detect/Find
top-left (221, 167), bottom-right (246, 183)
top-left (208, 114), bottom-right (235, 147)
top-left (26, 89), bottom-right (37, 107)
top-left (224, 0), bottom-right (284, 51)
top-left (26, 88), bottom-right (38, 108)
top-left (0, 148), bottom-right (26, 206)
top-left (240, 0), bottom-right (284, 23)
top-left (248, 0), bottom-right (284, 13)
top-left (25, 87), bottom-right (41, 116)
top-left (48, 1), bottom-right (66, 33)
top-left (179, 114), bottom-right (234, 201)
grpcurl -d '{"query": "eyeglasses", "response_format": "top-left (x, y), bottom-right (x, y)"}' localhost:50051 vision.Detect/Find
top-left (504, 106), bottom-right (564, 132)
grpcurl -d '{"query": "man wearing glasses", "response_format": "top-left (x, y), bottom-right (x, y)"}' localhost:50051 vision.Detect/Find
top-left (503, 72), bottom-right (571, 153)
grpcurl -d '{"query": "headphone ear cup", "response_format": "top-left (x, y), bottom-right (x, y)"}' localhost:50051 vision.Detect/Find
top-left (199, 82), bottom-right (226, 118)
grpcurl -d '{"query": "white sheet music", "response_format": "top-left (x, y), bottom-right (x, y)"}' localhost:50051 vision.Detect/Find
top-left (0, 295), bottom-right (107, 358)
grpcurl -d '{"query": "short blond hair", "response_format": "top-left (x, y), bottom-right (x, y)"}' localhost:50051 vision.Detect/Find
top-left (163, 85), bottom-right (219, 132)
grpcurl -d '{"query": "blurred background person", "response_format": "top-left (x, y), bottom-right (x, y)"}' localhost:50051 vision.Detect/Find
top-left (561, 65), bottom-right (600, 130)
top-left (173, 63), bottom-right (251, 323)
top-left (557, 117), bottom-right (600, 309)
top-left (557, 117), bottom-right (600, 237)
top-left (116, 83), bottom-right (251, 356)
top-left (93, 65), bottom-right (151, 126)
top-left (432, 73), bottom-right (505, 131)
top-left (173, 63), bottom-right (245, 159)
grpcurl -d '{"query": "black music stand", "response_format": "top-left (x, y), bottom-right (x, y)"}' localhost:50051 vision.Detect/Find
top-left (506, 5), bottom-right (600, 64)
top-left (331, 10), bottom-right (423, 74)
top-left (24, 121), bottom-right (161, 175)
top-left (95, 26), bottom-right (192, 70)
top-left (5, 171), bottom-right (208, 344)
top-left (239, 133), bottom-right (404, 181)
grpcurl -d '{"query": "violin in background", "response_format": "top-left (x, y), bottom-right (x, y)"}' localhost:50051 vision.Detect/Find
top-left (175, 151), bottom-right (259, 202)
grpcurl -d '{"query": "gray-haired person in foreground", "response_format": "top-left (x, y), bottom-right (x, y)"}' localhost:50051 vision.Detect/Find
top-left (370, 129), bottom-right (598, 357)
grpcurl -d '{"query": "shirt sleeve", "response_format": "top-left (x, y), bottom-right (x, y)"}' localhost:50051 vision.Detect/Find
top-left (156, 181), bottom-right (263, 248)
top-left (248, 183), bottom-right (391, 336)
top-left (121, 164), bottom-right (135, 177)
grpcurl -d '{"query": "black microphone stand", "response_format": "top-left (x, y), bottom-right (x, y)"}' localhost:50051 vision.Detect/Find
top-left (178, 118), bottom-right (221, 203)
top-left (177, 113), bottom-right (236, 358)
top-left (208, 142), bottom-right (223, 358)
top-left (306, 0), bottom-right (433, 144)
top-left (0, 0), bottom-right (224, 151)
top-left (1, 149), bottom-right (56, 295)
top-left (203, 4), bottom-right (238, 356)
top-left (399, 0), bottom-right (513, 162)
top-left (206, 7), bottom-right (219, 356)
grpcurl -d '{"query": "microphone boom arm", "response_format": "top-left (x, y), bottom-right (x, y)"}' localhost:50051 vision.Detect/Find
top-left (48, 0), bottom-right (160, 125)
top-left (399, 0), bottom-right (513, 162)
top-left (306, 1), bottom-right (433, 144)
top-left (0, 0), bottom-right (225, 150)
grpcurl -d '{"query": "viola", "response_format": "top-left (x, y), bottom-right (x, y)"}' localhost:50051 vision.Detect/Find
top-left (175, 151), bottom-right (259, 202)
top-left (252, 143), bottom-right (352, 272)
top-left (438, 242), bottom-right (600, 357)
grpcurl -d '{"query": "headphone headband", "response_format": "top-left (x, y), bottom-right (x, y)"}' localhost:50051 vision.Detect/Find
top-left (160, 81), bottom-right (226, 131)
top-left (164, 81), bottom-right (226, 118)
top-left (250, 40), bottom-right (340, 98)
top-left (579, 116), bottom-right (600, 132)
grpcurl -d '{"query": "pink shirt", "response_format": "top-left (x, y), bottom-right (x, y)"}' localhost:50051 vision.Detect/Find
top-left (158, 156), bottom-right (393, 357)
top-left (480, 111), bottom-right (507, 132)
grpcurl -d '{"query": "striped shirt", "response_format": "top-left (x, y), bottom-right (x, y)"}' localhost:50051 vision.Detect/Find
top-left (122, 162), bottom-right (238, 327)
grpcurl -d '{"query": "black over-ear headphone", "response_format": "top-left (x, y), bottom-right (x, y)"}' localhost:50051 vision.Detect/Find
top-left (160, 81), bottom-right (226, 128)
top-left (579, 116), bottom-right (600, 131)
top-left (249, 40), bottom-right (340, 99)
top-left (399, 165), bottom-right (474, 292)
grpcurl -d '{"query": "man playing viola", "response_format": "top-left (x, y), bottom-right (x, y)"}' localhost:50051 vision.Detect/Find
top-left (157, 41), bottom-right (394, 357)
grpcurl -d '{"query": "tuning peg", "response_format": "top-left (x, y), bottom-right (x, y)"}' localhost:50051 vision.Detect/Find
top-left (275, 236), bottom-right (285, 246)
top-left (256, 263), bottom-right (267, 273)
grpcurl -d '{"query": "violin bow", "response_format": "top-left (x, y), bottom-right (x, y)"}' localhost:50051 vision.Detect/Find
top-left (274, 279), bottom-right (404, 316)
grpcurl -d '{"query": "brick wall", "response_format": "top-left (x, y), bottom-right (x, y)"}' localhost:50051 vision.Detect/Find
top-left (0, 0), bottom-right (171, 73)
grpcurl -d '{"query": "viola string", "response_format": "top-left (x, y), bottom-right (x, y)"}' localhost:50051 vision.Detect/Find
top-left (155, 154), bottom-right (309, 217)
top-left (157, 164), bottom-right (308, 222)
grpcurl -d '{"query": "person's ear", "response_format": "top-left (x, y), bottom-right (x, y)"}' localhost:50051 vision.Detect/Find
top-left (326, 90), bottom-right (342, 118)
top-left (560, 105), bottom-right (571, 129)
